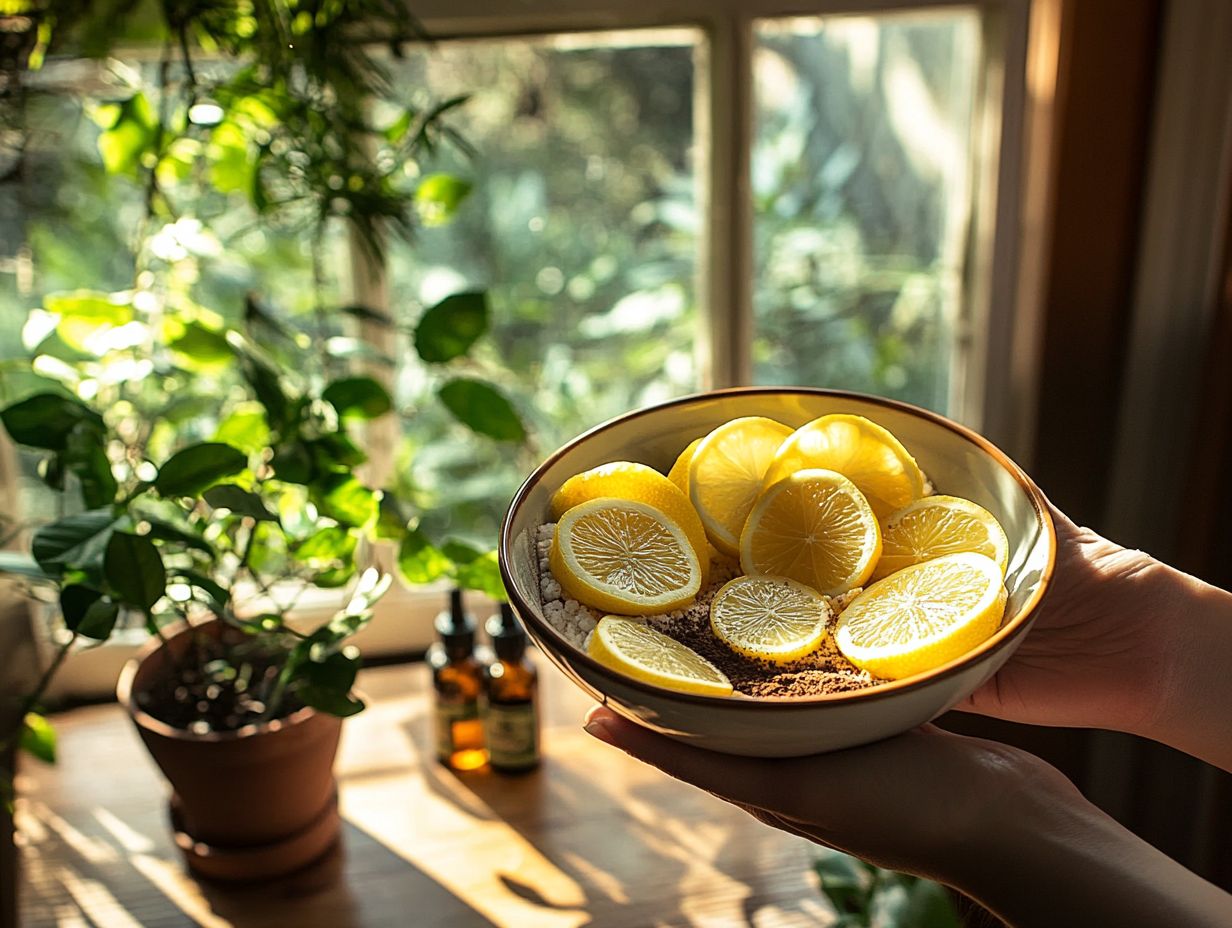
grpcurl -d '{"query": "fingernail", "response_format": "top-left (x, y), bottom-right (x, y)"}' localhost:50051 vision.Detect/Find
top-left (583, 718), bottom-right (615, 744)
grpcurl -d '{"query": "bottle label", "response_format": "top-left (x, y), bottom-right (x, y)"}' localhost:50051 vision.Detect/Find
top-left (485, 703), bottom-right (539, 768)
top-left (435, 700), bottom-right (480, 760)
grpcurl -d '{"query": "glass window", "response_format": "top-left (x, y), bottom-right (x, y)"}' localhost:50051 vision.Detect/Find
top-left (381, 31), bottom-right (701, 544)
top-left (752, 10), bottom-right (982, 414)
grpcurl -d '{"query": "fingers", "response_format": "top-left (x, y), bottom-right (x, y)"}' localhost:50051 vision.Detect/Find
top-left (583, 705), bottom-right (786, 811)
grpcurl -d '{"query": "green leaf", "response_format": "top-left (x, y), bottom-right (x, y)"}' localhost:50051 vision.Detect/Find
top-left (441, 539), bottom-right (482, 564)
top-left (154, 443), bottom-right (247, 497)
top-left (297, 684), bottom-right (365, 718)
top-left (868, 880), bottom-right (911, 926)
top-left (322, 376), bottom-right (392, 420)
top-left (207, 120), bottom-right (253, 193)
top-left (415, 173), bottom-right (473, 226)
top-left (453, 549), bottom-right (505, 602)
top-left (45, 289), bottom-right (134, 353)
top-left (64, 422), bottom-right (117, 508)
top-left (168, 321), bottom-right (232, 366)
top-left (903, 879), bottom-right (961, 928)
top-left (311, 473), bottom-right (377, 527)
top-left (397, 527), bottom-right (451, 584)
top-left (60, 585), bottom-right (118, 639)
top-left (203, 484), bottom-right (278, 521)
top-left (271, 441), bottom-right (315, 484)
top-left (414, 291), bottom-right (489, 363)
top-left (0, 392), bottom-right (103, 451)
top-left (302, 646), bottom-right (361, 692)
top-left (20, 713), bottom-right (56, 764)
top-left (213, 405), bottom-right (270, 455)
top-left (77, 598), bottom-right (120, 640)
top-left (97, 92), bottom-right (158, 176)
top-left (296, 526), bottom-right (356, 565)
top-left (104, 532), bottom-right (166, 611)
top-left (236, 346), bottom-right (290, 429)
top-left (309, 433), bottom-right (366, 470)
top-left (60, 584), bottom-right (103, 629)
top-left (814, 852), bottom-right (872, 916)
top-left (143, 517), bottom-right (215, 556)
top-left (375, 492), bottom-right (411, 541)
top-left (31, 510), bottom-right (115, 573)
top-left (438, 378), bottom-right (526, 442)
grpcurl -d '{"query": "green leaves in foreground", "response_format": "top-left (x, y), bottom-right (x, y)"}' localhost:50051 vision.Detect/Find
top-left (104, 531), bottom-right (166, 611)
top-left (438, 377), bottom-right (525, 442)
top-left (814, 850), bottom-right (960, 928)
top-left (154, 442), bottom-right (247, 497)
top-left (414, 291), bottom-right (488, 363)
top-left (323, 376), bottom-right (392, 420)
top-left (20, 713), bottom-right (56, 764)
top-left (0, 392), bottom-right (103, 451)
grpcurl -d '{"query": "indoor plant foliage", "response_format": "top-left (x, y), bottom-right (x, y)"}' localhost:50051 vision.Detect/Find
top-left (0, 0), bottom-right (522, 879)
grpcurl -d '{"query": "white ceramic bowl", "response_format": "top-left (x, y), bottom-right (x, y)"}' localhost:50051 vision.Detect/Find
top-left (499, 388), bottom-right (1056, 757)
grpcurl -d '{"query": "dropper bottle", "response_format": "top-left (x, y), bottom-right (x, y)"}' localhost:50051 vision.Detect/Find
top-left (482, 603), bottom-right (540, 774)
top-left (427, 588), bottom-right (487, 770)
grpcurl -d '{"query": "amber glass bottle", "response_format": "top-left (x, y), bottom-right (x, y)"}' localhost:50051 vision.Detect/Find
top-left (428, 589), bottom-right (487, 771)
top-left (482, 604), bottom-right (540, 774)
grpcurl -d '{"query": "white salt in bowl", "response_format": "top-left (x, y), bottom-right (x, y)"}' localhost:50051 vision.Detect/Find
top-left (499, 388), bottom-right (1056, 757)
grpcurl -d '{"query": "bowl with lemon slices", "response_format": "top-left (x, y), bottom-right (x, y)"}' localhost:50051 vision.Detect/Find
top-left (499, 387), bottom-right (1056, 757)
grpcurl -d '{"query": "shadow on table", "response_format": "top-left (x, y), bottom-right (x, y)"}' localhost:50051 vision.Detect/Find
top-left (402, 712), bottom-right (819, 928)
top-left (19, 801), bottom-right (495, 928)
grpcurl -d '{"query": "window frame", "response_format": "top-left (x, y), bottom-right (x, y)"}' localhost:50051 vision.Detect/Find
top-left (390, 0), bottom-right (1038, 455)
top-left (19, 0), bottom-right (1047, 678)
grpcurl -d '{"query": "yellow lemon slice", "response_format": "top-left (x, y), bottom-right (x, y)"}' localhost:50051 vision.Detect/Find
top-left (709, 574), bottom-right (832, 663)
top-left (741, 469), bottom-right (882, 596)
top-left (589, 615), bottom-right (733, 696)
top-left (688, 416), bottom-right (794, 556)
top-left (762, 414), bottom-right (924, 520)
top-left (550, 498), bottom-right (701, 615)
top-left (550, 460), bottom-right (709, 583)
top-left (872, 495), bottom-right (1009, 581)
top-left (834, 552), bottom-right (1007, 680)
top-left (667, 437), bottom-right (704, 497)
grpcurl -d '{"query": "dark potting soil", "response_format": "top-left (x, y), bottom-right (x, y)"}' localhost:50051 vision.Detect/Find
top-left (134, 628), bottom-right (305, 734)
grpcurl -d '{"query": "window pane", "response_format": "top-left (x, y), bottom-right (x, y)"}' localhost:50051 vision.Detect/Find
top-left (752, 11), bottom-right (981, 413)
top-left (383, 32), bottom-right (700, 543)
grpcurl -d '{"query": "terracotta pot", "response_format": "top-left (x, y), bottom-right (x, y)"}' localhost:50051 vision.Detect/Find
top-left (116, 621), bottom-right (343, 882)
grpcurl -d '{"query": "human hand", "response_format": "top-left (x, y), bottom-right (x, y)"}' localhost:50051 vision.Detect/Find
top-left (584, 707), bottom-right (1232, 927)
top-left (583, 707), bottom-right (1078, 882)
top-left (956, 502), bottom-right (1180, 737)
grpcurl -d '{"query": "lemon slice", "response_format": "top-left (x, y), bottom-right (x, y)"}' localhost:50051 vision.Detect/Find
top-left (550, 460), bottom-right (709, 583)
top-left (762, 414), bottom-right (924, 520)
top-left (550, 498), bottom-right (701, 615)
top-left (688, 417), bottom-right (794, 556)
top-left (740, 468), bottom-right (882, 596)
top-left (872, 495), bottom-right (1009, 581)
top-left (709, 574), bottom-right (832, 663)
top-left (834, 552), bottom-right (1007, 680)
top-left (589, 615), bottom-right (733, 696)
top-left (667, 437), bottom-right (704, 497)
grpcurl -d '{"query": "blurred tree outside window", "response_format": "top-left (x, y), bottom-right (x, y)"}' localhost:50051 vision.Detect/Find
top-left (2, 10), bottom-right (990, 548)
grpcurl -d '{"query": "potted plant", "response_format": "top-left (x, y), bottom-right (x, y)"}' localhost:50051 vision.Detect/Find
top-left (0, 0), bottom-right (521, 891)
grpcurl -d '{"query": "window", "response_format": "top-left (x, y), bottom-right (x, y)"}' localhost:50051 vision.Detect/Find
top-left (1, 0), bottom-right (1035, 659)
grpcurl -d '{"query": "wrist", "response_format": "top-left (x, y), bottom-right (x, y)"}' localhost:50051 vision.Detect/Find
top-left (948, 786), bottom-right (1232, 927)
top-left (1145, 565), bottom-right (1232, 770)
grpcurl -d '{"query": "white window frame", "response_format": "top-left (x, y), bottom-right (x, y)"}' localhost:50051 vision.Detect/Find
top-left (35, 0), bottom-right (1053, 692)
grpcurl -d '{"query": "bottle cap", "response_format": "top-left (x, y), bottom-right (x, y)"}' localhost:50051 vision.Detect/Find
top-left (436, 588), bottom-right (476, 653)
top-left (486, 602), bottom-right (527, 661)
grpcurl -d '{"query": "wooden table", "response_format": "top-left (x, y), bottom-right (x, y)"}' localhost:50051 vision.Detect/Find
top-left (16, 662), bottom-right (832, 927)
